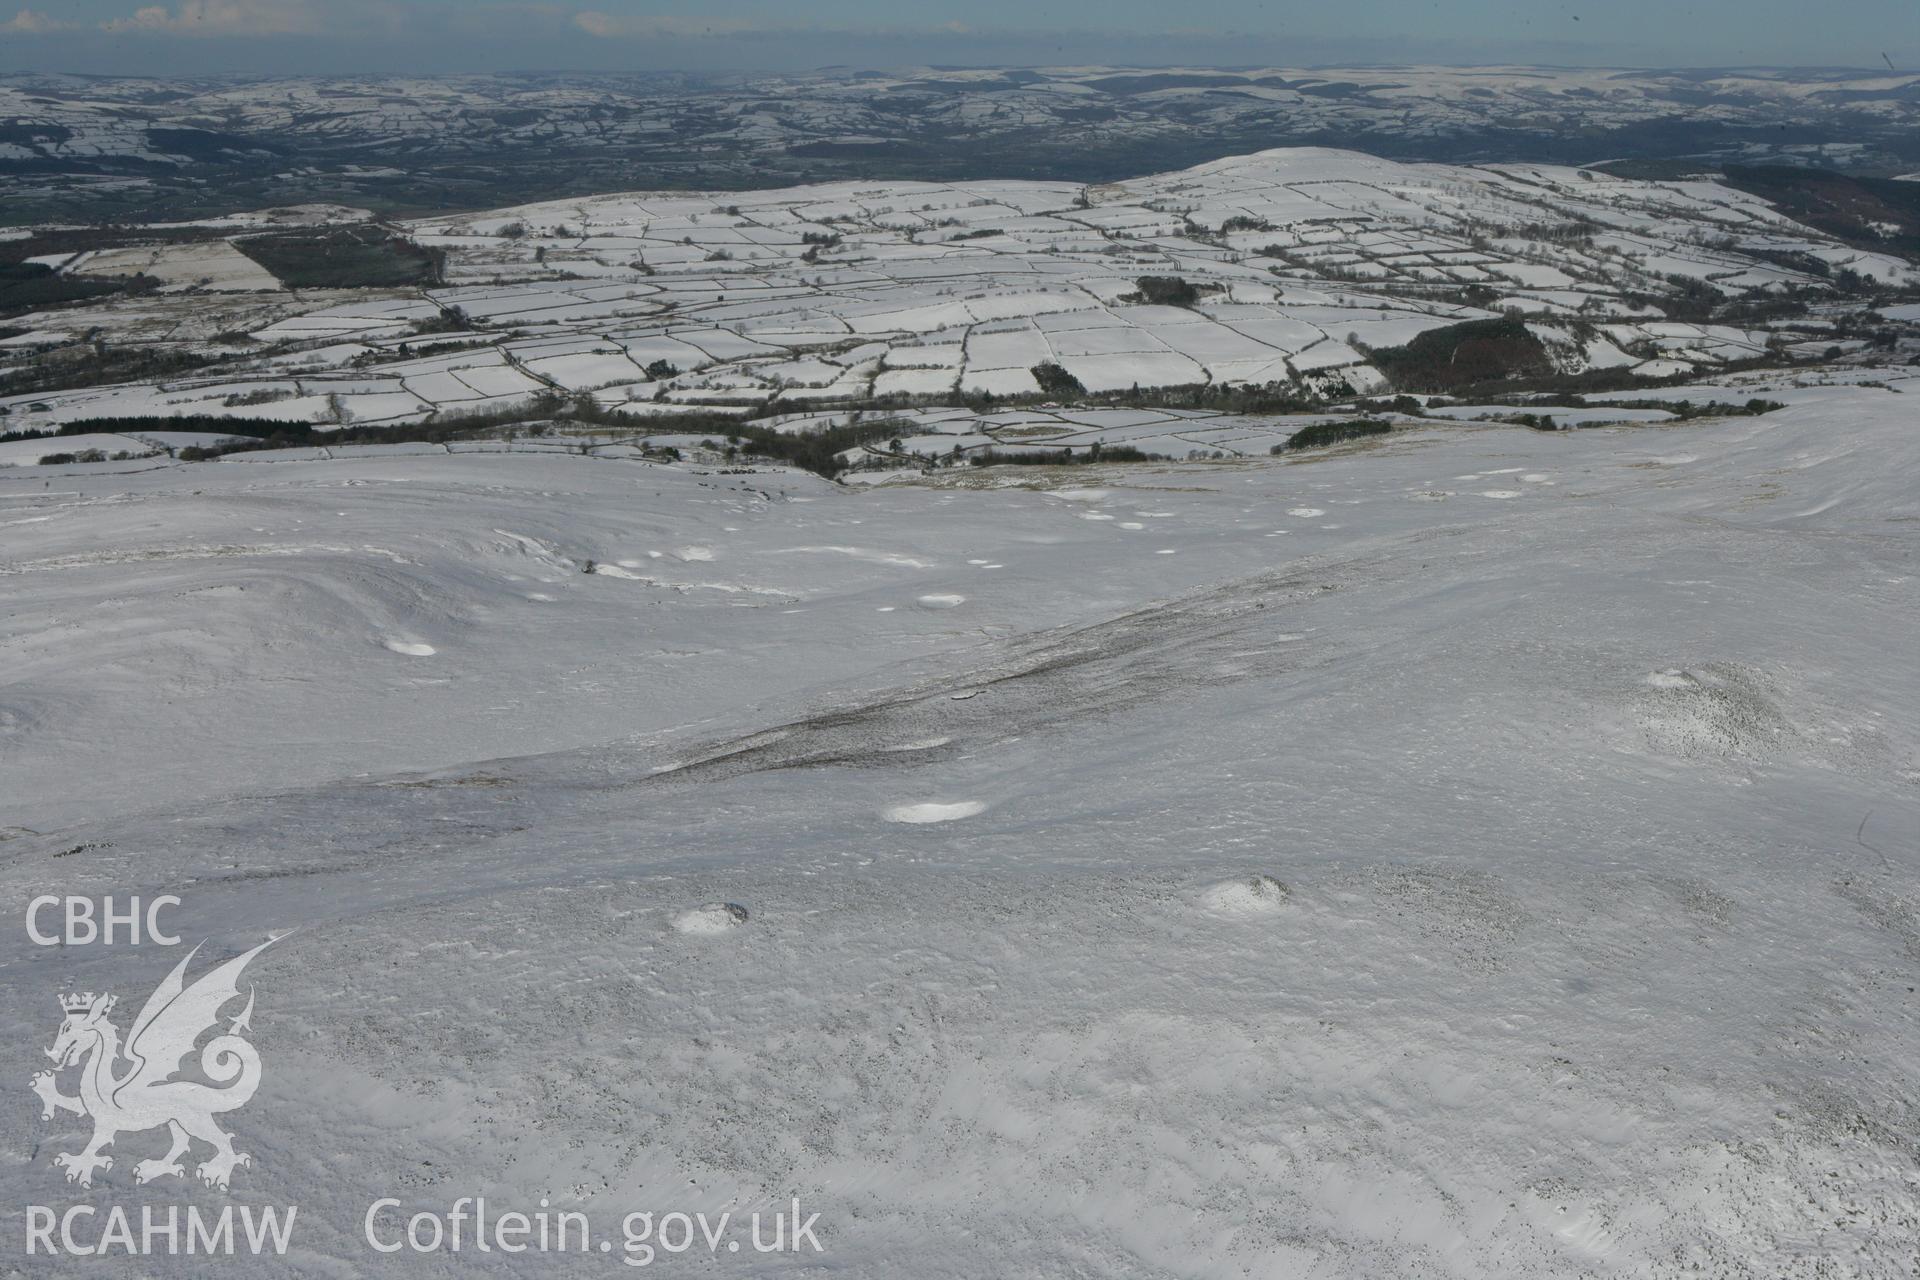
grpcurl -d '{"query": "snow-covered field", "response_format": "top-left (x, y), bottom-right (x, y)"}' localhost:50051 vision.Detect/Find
top-left (0, 430), bottom-right (240, 467)
top-left (4, 385), bottom-right (1915, 1274)
top-left (58, 243), bottom-right (285, 294)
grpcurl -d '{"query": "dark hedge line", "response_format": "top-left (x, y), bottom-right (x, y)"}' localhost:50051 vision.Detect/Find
top-left (968, 445), bottom-right (1153, 466)
top-left (1276, 419), bottom-right (1395, 451)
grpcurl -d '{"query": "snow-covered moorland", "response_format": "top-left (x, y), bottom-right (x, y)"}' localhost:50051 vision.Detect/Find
top-left (3, 379), bottom-right (1915, 1274)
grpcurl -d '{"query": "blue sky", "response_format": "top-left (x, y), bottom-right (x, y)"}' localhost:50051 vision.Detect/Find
top-left (1, 0), bottom-right (1912, 74)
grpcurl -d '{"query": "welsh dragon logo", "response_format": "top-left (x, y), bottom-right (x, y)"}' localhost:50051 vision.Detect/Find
top-left (32, 938), bottom-right (276, 1190)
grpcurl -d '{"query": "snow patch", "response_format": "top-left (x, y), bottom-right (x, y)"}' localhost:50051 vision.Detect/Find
top-left (1200, 874), bottom-right (1292, 917)
top-left (884, 800), bottom-right (987, 824)
top-left (671, 902), bottom-right (749, 935)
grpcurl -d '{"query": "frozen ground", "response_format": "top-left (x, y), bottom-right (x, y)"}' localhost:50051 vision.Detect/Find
top-left (2, 389), bottom-right (1916, 1275)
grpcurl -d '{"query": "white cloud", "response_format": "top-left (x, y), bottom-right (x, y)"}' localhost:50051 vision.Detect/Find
top-left (100, 1), bottom-right (322, 37)
top-left (3, 8), bottom-right (71, 32)
top-left (572, 11), bottom-right (767, 39)
top-left (570, 10), bottom-right (620, 37)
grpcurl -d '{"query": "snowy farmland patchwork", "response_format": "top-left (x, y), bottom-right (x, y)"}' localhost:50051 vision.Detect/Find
top-left (3, 148), bottom-right (1913, 438)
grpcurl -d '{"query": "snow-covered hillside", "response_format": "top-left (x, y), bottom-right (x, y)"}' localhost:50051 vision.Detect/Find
top-left (4, 384), bottom-right (1915, 1274)
top-left (4, 148), bottom-right (1911, 437)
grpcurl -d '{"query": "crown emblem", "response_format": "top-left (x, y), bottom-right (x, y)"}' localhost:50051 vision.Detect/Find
top-left (58, 991), bottom-right (100, 1015)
